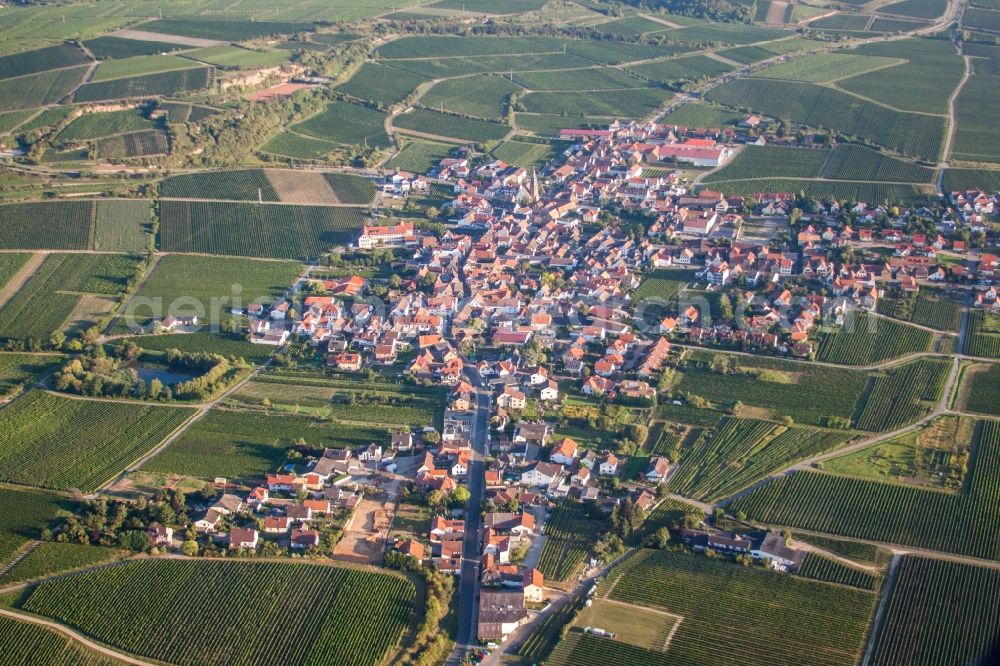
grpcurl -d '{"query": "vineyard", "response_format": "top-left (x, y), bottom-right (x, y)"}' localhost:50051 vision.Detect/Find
top-left (729, 419), bottom-right (1000, 559)
top-left (321, 173), bottom-right (376, 205)
top-left (631, 268), bottom-right (691, 303)
top-left (91, 54), bottom-right (200, 82)
top-left (0, 391), bottom-right (195, 492)
top-left (0, 66), bottom-right (88, 112)
top-left (420, 74), bottom-right (520, 120)
top-left (963, 363), bottom-right (1000, 415)
top-left (868, 556), bottom-right (1000, 666)
top-left (0, 42), bottom-right (88, 79)
top-left (674, 354), bottom-right (868, 426)
top-left (695, 178), bottom-right (931, 204)
top-left (94, 129), bottom-right (169, 159)
top-left (817, 311), bottom-right (932, 364)
top-left (0, 615), bottom-right (119, 666)
top-left (538, 501), bottom-right (606, 583)
top-left (597, 549), bottom-right (875, 666)
top-left (143, 408), bottom-right (390, 480)
top-left (0, 200), bottom-right (93, 250)
top-left (0, 542), bottom-right (124, 585)
top-left (93, 199), bottom-right (151, 253)
top-left (0, 352), bottom-right (61, 398)
top-left (386, 139), bottom-right (455, 174)
top-left (547, 631), bottom-right (673, 666)
top-left (966, 310), bottom-right (1000, 358)
top-left (854, 358), bottom-right (950, 431)
top-left (393, 108), bottom-right (508, 143)
top-left (629, 55), bottom-right (734, 86)
top-left (795, 553), bottom-right (878, 590)
top-left (0, 486), bottom-right (65, 565)
top-left (158, 200), bottom-right (366, 259)
top-left (73, 67), bottom-right (211, 102)
top-left (142, 18), bottom-right (313, 41)
top-left (85, 35), bottom-right (184, 59)
top-left (669, 418), bottom-right (856, 501)
top-left (121, 333), bottom-right (274, 363)
top-left (22, 559), bottom-right (415, 666)
top-left (794, 533), bottom-right (883, 566)
top-left (292, 100), bottom-right (389, 149)
top-left (750, 52), bottom-right (902, 83)
top-left (492, 139), bottom-right (559, 168)
top-left (702, 145), bottom-right (829, 181)
top-left (336, 62), bottom-right (428, 107)
top-left (160, 169), bottom-right (280, 202)
top-left (58, 108), bottom-right (155, 141)
top-left (819, 144), bottom-right (935, 183)
top-left (520, 87), bottom-right (671, 119)
top-left (706, 78), bottom-right (945, 160)
top-left (259, 131), bottom-right (338, 160)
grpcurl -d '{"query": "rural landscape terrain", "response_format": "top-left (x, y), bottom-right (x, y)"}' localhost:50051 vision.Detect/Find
top-left (0, 0), bottom-right (998, 664)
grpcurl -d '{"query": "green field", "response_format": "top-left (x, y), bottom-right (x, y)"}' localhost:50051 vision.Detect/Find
top-left (730, 419), bottom-right (1000, 559)
top-left (966, 310), bottom-right (1000, 358)
top-left (629, 55), bottom-right (734, 86)
top-left (0, 42), bottom-right (89, 80)
top-left (114, 254), bottom-right (300, 332)
top-left (0, 65), bottom-right (87, 112)
top-left (74, 67), bottom-right (211, 102)
top-left (854, 358), bottom-right (950, 431)
top-left (91, 54), bottom-right (200, 82)
top-left (386, 139), bottom-right (455, 173)
top-left (673, 353), bottom-right (868, 427)
top-left (0, 542), bottom-right (125, 586)
top-left (291, 100), bottom-right (389, 148)
top-left (882, 0), bottom-right (948, 18)
top-left (660, 102), bottom-right (744, 128)
top-left (0, 615), bottom-right (120, 666)
top-left (707, 78), bottom-right (945, 160)
top-left (0, 486), bottom-right (68, 565)
top-left (420, 74), bottom-right (521, 120)
top-left (0, 390), bottom-right (195, 492)
top-left (819, 144), bottom-right (935, 183)
top-left (161, 169), bottom-right (279, 202)
top-left (22, 559), bottom-right (414, 666)
top-left (521, 87), bottom-right (671, 118)
top-left (491, 139), bottom-right (561, 168)
top-left (0, 200), bottom-right (92, 250)
top-left (260, 131), bottom-right (339, 159)
top-left (158, 200), bottom-right (365, 259)
top-left (669, 417), bottom-right (856, 501)
top-left (394, 108), bottom-right (508, 143)
top-left (511, 66), bottom-right (645, 91)
top-left (181, 45), bottom-right (288, 70)
top-left (964, 363), bottom-right (1000, 415)
top-left (817, 311), bottom-right (933, 365)
top-left (58, 108), bottom-right (157, 141)
top-left (868, 556), bottom-right (1000, 666)
top-left (336, 62), bottom-right (429, 107)
top-left (752, 52), bottom-right (902, 84)
top-left (566, 549), bottom-right (876, 666)
top-left (85, 35), bottom-right (186, 59)
top-left (703, 145), bottom-right (829, 181)
top-left (142, 408), bottom-right (390, 480)
top-left (94, 128), bottom-right (169, 159)
top-left (0, 253), bottom-right (143, 341)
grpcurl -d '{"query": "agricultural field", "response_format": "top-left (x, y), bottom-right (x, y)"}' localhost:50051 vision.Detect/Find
top-left (510, 66), bottom-right (644, 91)
top-left (965, 310), bottom-right (1000, 357)
top-left (385, 139), bottom-right (455, 173)
top-left (58, 108), bottom-right (157, 140)
top-left (520, 87), bottom-right (671, 119)
top-left (695, 178), bottom-right (932, 204)
top-left (702, 145), bottom-right (829, 181)
top-left (632, 268), bottom-right (691, 303)
top-left (91, 54), bottom-right (200, 82)
top-left (673, 354), bottom-right (868, 427)
top-left (819, 144), bottom-right (935, 183)
top-left (868, 556), bottom-right (1000, 666)
top-left (794, 553), bottom-right (878, 590)
top-left (115, 255), bottom-right (300, 332)
top-left (794, 533), bottom-right (884, 566)
top-left (0, 615), bottom-right (121, 666)
top-left (853, 358), bottom-right (950, 431)
top-left (85, 35), bottom-right (186, 59)
top-left (259, 131), bottom-right (339, 160)
top-left (538, 501), bottom-right (606, 583)
top-left (140, 18), bottom-right (315, 41)
top-left (491, 139), bottom-right (561, 169)
top-left (669, 418), bottom-right (856, 501)
top-left (0, 352), bottom-right (62, 399)
top-left (823, 415), bottom-right (973, 491)
top-left (580, 549), bottom-right (876, 666)
top-left (393, 108), bottom-right (508, 143)
top-left (718, 36), bottom-right (824, 64)
top-left (882, 0), bottom-right (949, 18)
top-left (514, 113), bottom-right (615, 135)
top-left (952, 73), bottom-right (1000, 163)
top-left (629, 55), bottom-right (734, 86)
top-left (816, 311), bottom-right (933, 365)
top-left (942, 168), bottom-right (1000, 192)
top-left (730, 419), bottom-right (1000, 559)
top-left (158, 200), bottom-right (366, 259)
top-left (0, 486), bottom-right (68, 566)
top-left (0, 390), bottom-right (195, 492)
top-left (0, 42), bottom-right (89, 79)
top-left (660, 102), bottom-right (744, 128)
top-left (21, 559), bottom-right (415, 666)
top-left (0, 542), bottom-right (125, 585)
top-left (751, 53), bottom-right (903, 84)
top-left (0, 200), bottom-right (93, 250)
top-left (142, 408), bottom-right (391, 480)
top-left (160, 169), bottom-right (280, 202)
top-left (962, 363), bottom-right (1000, 415)
top-left (0, 253), bottom-right (144, 342)
top-left (420, 74), bottom-right (521, 120)
top-left (0, 65), bottom-right (88, 112)
top-left (836, 39), bottom-right (964, 116)
top-left (706, 78), bottom-right (946, 160)
top-left (120, 333), bottom-right (275, 363)
top-left (336, 62), bottom-right (429, 107)
top-left (95, 129), bottom-right (170, 159)
top-left (73, 67), bottom-right (211, 102)
top-left (291, 100), bottom-right (389, 148)
top-left (181, 45), bottom-right (288, 70)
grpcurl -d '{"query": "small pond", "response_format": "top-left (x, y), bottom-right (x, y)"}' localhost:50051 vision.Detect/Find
top-left (126, 362), bottom-right (199, 386)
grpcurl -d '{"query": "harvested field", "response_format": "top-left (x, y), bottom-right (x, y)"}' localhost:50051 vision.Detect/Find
top-left (265, 170), bottom-right (340, 204)
top-left (112, 29), bottom-right (226, 48)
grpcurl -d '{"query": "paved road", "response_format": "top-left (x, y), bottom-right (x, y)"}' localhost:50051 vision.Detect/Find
top-left (446, 366), bottom-right (490, 665)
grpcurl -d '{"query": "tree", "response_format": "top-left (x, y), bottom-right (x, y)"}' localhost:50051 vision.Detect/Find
top-left (448, 486), bottom-right (471, 507)
top-left (644, 527), bottom-right (671, 550)
top-left (182, 540), bottom-right (199, 556)
top-left (426, 489), bottom-right (446, 509)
